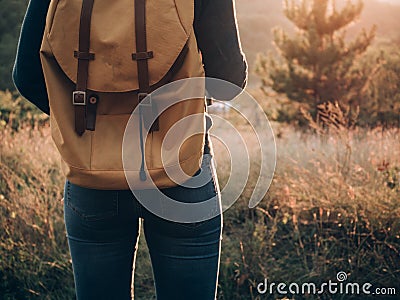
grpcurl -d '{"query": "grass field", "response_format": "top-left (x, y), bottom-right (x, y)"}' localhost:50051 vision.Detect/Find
top-left (1, 112), bottom-right (398, 299)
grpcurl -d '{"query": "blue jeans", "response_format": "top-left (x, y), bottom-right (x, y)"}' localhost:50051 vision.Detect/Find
top-left (63, 154), bottom-right (223, 300)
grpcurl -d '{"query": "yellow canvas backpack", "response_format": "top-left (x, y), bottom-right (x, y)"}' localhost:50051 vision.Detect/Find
top-left (40, 0), bottom-right (207, 190)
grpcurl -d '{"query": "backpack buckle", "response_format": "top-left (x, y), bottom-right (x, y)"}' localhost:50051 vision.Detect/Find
top-left (73, 91), bottom-right (86, 105)
top-left (138, 92), bottom-right (148, 103)
top-left (138, 93), bottom-right (159, 132)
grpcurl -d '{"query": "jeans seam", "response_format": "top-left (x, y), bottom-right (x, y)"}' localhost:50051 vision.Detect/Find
top-left (207, 154), bottom-right (219, 196)
top-left (115, 192), bottom-right (119, 217)
top-left (135, 195), bottom-right (144, 218)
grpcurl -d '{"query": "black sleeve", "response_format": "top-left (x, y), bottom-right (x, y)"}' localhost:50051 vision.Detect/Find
top-left (12, 0), bottom-right (50, 115)
top-left (194, 0), bottom-right (248, 93)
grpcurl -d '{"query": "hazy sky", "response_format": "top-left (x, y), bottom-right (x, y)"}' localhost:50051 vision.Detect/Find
top-left (378, 0), bottom-right (400, 4)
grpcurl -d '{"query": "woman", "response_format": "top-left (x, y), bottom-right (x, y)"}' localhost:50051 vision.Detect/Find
top-left (13, 0), bottom-right (247, 299)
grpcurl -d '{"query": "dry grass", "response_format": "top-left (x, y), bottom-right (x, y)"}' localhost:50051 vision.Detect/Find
top-left (0, 125), bottom-right (73, 299)
top-left (1, 113), bottom-right (399, 298)
top-left (213, 108), bottom-right (400, 299)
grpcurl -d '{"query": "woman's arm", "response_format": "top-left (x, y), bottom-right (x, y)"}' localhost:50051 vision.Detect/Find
top-left (12, 0), bottom-right (50, 115)
top-left (194, 0), bottom-right (248, 92)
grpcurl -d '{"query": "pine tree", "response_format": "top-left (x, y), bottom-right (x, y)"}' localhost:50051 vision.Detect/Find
top-left (360, 48), bottom-right (400, 127)
top-left (257, 0), bottom-right (376, 115)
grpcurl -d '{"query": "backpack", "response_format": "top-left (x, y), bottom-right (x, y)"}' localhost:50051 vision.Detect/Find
top-left (39, 0), bottom-right (207, 190)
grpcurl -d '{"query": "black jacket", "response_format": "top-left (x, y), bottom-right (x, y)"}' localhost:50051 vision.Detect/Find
top-left (13, 0), bottom-right (248, 115)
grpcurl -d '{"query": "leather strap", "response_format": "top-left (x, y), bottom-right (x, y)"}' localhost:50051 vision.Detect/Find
top-left (134, 0), bottom-right (151, 94)
top-left (74, 0), bottom-right (95, 136)
top-left (132, 0), bottom-right (159, 132)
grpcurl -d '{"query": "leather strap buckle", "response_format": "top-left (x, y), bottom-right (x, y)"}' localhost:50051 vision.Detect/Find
top-left (138, 92), bottom-right (159, 132)
top-left (74, 50), bottom-right (95, 60)
top-left (138, 92), bottom-right (149, 103)
top-left (73, 91), bottom-right (86, 105)
top-left (132, 51), bottom-right (154, 61)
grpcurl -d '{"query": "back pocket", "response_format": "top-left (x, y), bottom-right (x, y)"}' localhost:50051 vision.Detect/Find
top-left (65, 180), bottom-right (118, 221)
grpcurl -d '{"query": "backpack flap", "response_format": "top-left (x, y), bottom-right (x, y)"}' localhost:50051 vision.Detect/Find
top-left (44, 0), bottom-right (194, 92)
